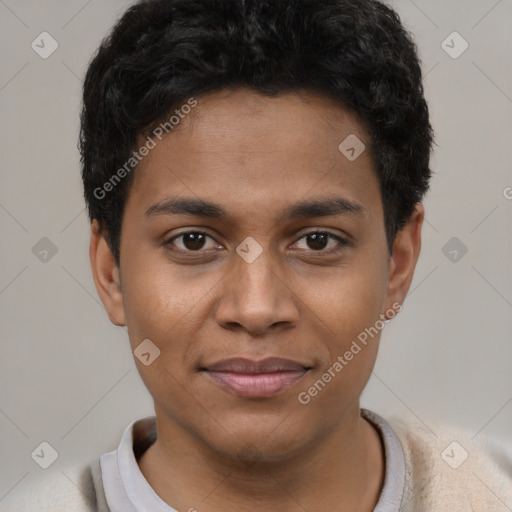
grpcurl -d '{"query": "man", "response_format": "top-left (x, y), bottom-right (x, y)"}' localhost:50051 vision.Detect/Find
top-left (4, 0), bottom-right (510, 510)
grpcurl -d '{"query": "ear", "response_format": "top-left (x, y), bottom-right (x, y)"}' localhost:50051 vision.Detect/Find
top-left (384, 203), bottom-right (424, 317)
top-left (89, 219), bottom-right (126, 326)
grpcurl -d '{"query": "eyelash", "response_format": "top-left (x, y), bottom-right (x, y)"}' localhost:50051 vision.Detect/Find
top-left (163, 229), bottom-right (350, 255)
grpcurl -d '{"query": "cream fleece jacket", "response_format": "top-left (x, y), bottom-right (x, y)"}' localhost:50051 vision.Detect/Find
top-left (2, 413), bottom-right (511, 511)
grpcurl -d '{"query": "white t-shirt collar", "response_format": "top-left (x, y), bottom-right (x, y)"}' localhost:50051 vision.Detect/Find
top-left (100, 408), bottom-right (405, 511)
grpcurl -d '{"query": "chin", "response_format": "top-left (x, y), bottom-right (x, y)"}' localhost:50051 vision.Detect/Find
top-left (200, 420), bottom-right (313, 463)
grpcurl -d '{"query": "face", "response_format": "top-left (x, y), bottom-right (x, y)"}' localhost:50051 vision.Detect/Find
top-left (92, 88), bottom-right (421, 461)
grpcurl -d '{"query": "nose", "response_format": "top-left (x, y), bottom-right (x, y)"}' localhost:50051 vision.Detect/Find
top-left (214, 244), bottom-right (299, 336)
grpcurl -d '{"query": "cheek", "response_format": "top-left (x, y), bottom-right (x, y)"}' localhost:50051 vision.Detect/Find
top-left (120, 255), bottom-right (227, 404)
top-left (306, 255), bottom-right (388, 342)
top-left (299, 255), bottom-right (387, 390)
top-left (296, 278), bottom-right (384, 418)
top-left (122, 255), bottom-right (209, 338)
top-left (119, 261), bottom-right (201, 409)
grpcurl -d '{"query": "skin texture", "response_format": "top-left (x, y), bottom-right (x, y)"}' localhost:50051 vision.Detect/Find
top-left (90, 88), bottom-right (424, 511)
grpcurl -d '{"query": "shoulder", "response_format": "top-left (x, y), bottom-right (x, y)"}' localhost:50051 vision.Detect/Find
top-left (0, 458), bottom-right (106, 512)
top-left (385, 413), bottom-right (512, 512)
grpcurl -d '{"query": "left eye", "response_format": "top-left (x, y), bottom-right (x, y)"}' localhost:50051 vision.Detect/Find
top-left (294, 231), bottom-right (348, 252)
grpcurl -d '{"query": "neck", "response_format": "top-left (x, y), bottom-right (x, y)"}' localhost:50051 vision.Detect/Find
top-left (137, 406), bottom-right (384, 512)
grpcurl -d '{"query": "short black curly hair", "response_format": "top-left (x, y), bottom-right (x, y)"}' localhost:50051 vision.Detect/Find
top-left (80, 0), bottom-right (434, 266)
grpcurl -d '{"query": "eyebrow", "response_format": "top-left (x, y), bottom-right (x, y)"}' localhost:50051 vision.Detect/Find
top-left (144, 196), bottom-right (367, 221)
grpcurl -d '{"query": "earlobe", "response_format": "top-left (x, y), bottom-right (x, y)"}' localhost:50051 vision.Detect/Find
top-left (89, 220), bottom-right (126, 326)
top-left (384, 203), bottom-right (424, 315)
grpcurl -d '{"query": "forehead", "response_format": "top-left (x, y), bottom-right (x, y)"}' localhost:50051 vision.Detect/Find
top-left (156, 88), bottom-right (370, 159)
top-left (124, 88), bottom-right (380, 223)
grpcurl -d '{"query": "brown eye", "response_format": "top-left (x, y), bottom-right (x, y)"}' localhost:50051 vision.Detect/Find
top-left (305, 232), bottom-right (329, 250)
top-left (294, 231), bottom-right (348, 252)
top-left (165, 231), bottom-right (218, 252)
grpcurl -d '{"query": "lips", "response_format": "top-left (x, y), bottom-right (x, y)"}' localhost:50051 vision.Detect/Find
top-left (201, 357), bottom-right (311, 398)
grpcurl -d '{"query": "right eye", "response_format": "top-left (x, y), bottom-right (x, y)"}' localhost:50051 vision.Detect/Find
top-left (164, 231), bottom-right (221, 253)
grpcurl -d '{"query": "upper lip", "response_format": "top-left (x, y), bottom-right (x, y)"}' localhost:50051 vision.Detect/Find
top-left (202, 357), bottom-right (311, 374)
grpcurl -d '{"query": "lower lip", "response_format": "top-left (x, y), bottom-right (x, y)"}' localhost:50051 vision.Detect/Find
top-left (204, 370), bottom-right (307, 398)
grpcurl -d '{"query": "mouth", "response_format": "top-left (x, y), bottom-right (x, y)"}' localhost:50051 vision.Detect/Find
top-left (200, 357), bottom-right (312, 399)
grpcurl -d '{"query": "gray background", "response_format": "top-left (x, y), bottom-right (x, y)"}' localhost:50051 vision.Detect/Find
top-left (1, 0), bottom-right (511, 500)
